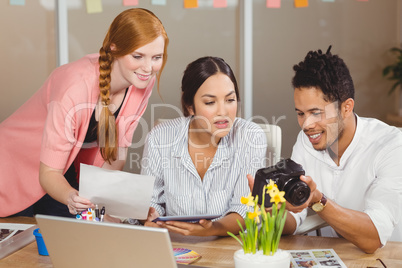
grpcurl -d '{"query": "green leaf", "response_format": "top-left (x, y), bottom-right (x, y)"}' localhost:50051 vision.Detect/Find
top-left (383, 47), bottom-right (402, 94)
top-left (389, 81), bottom-right (402, 95)
top-left (273, 212), bottom-right (288, 253)
top-left (382, 65), bottom-right (392, 77)
top-left (390, 47), bottom-right (402, 54)
top-left (239, 219), bottom-right (246, 234)
top-left (227, 231), bottom-right (243, 246)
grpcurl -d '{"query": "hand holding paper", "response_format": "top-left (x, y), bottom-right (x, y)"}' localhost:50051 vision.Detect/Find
top-left (79, 164), bottom-right (155, 220)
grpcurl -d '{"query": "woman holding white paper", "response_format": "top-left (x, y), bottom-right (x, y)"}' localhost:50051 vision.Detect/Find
top-left (0, 8), bottom-right (168, 218)
top-left (141, 56), bottom-right (267, 236)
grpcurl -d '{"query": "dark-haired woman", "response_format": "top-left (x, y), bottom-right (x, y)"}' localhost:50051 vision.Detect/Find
top-left (0, 8), bottom-right (168, 217)
top-left (141, 56), bottom-right (267, 236)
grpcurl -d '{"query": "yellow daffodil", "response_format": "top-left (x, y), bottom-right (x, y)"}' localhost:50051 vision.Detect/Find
top-left (247, 206), bottom-right (261, 223)
top-left (228, 182), bottom-right (288, 256)
top-left (270, 190), bottom-right (286, 205)
top-left (265, 179), bottom-right (278, 196)
top-left (269, 187), bottom-right (279, 196)
top-left (241, 192), bottom-right (255, 207)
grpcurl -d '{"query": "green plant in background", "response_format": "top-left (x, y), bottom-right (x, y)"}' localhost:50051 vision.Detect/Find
top-left (383, 47), bottom-right (402, 95)
top-left (227, 180), bottom-right (287, 256)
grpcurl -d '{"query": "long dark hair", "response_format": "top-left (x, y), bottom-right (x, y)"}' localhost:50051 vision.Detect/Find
top-left (181, 56), bottom-right (240, 117)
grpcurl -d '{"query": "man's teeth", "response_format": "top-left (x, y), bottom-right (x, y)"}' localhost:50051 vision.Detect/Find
top-left (310, 133), bottom-right (320, 139)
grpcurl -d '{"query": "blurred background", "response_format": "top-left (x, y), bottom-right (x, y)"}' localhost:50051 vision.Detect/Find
top-left (1, 0), bottom-right (401, 173)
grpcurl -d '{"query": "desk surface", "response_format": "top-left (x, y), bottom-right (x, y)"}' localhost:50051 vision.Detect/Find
top-left (1, 217), bottom-right (402, 268)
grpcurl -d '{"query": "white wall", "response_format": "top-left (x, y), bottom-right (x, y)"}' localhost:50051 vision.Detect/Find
top-left (252, 0), bottom-right (400, 158)
top-left (1, 0), bottom-right (401, 173)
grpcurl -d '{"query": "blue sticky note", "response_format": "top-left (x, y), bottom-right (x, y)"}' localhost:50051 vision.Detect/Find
top-left (152, 0), bottom-right (167, 5)
top-left (10, 0), bottom-right (25, 5)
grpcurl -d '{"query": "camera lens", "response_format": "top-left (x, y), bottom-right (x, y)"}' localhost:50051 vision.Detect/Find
top-left (283, 180), bottom-right (310, 206)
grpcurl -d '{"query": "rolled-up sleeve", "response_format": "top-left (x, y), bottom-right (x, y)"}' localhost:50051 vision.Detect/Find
top-left (365, 145), bottom-right (402, 245)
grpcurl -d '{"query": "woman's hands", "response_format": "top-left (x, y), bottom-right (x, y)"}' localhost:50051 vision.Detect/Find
top-left (143, 207), bottom-right (243, 237)
top-left (143, 207), bottom-right (215, 236)
top-left (40, 162), bottom-right (94, 215)
top-left (151, 220), bottom-right (214, 236)
top-left (66, 189), bottom-right (94, 215)
top-left (140, 206), bottom-right (160, 226)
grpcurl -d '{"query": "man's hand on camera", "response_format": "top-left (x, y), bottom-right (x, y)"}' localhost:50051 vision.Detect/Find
top-left (285, 175), bottom-right (321, 213)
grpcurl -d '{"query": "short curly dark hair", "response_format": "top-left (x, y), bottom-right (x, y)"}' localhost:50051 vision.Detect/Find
top-left (292, 46), bottom-right (354, 105)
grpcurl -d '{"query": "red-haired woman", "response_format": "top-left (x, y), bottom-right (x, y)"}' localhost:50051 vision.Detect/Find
top-left (0, 8), bottom-right (168, 218)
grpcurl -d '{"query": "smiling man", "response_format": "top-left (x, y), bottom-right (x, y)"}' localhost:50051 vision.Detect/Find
top-left (289, 46), bottom-right (402, 253)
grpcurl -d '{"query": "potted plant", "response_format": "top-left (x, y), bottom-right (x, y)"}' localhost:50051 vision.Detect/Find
top-left (383, 47), bottom-right (402, 116)
top-left (228, 180), bottom-right (291, 268)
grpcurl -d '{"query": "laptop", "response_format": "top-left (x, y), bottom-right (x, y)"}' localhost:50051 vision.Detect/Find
top-left (35, 214), bottom-right (205, 268)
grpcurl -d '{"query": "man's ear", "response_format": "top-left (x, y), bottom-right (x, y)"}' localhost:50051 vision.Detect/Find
top-left (342, 98), bottom-right (354, 117)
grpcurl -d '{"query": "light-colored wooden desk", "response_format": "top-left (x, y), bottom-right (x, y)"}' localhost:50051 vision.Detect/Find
top-left (1, 217), bottom-right (402, 268)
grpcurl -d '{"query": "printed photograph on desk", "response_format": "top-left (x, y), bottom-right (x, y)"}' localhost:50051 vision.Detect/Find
top-left (288, 249), bottom-right (346, 268)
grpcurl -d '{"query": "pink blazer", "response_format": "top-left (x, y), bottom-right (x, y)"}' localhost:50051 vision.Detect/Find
top-left (0, 54), bottom-right (154, 216)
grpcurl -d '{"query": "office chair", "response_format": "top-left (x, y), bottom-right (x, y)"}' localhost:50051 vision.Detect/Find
top-left (256, 123), bottom-right (282, 166)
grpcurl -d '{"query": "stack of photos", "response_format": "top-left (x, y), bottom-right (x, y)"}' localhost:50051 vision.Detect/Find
top-left (288, 249), bottom-right (346, 268)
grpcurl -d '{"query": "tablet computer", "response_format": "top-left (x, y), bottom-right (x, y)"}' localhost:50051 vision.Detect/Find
top-left (153, 214), bottom-right (221, 222)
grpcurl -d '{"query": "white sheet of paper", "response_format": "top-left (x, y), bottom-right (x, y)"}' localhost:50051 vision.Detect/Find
top-left (79, 164), bottom-right (155, 220)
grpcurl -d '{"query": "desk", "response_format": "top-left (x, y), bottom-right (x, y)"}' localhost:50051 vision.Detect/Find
top-left (1, 217), bottom-right (402, 268)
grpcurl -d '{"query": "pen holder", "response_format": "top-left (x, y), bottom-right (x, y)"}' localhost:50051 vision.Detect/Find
top-left (33, 228), bottom-right (49, 256)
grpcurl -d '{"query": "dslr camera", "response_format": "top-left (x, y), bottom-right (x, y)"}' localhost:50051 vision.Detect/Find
top-left (251, 158), bottom-right (310, 207)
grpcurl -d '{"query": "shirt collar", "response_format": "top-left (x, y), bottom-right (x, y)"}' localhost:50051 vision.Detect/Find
top-left (171, 116), bottom-right (236, 162)
top-left (337, 113), bottom-right (362, 166)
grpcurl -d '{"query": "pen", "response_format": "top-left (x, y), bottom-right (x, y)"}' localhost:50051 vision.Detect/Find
top-left (100, 206), bottom-right (105, 222)
top-left (95, 204), bottom-right (100, 219)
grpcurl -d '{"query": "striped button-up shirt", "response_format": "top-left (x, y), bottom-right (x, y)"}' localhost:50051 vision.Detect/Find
top-left (141, 116), bottom-right (267, 219)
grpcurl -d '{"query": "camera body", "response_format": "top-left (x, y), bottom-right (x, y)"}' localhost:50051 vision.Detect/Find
top-left (251, 158), bottom-right (310, 207)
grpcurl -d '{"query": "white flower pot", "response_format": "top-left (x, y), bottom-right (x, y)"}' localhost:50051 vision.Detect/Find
top-left (233, 249), bottom-right (291, 268)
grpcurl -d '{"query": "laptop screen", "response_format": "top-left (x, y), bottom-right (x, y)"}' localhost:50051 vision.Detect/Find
top-left (36, 214), bottom-right (179, 268)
